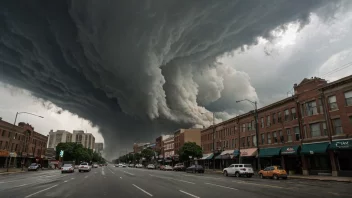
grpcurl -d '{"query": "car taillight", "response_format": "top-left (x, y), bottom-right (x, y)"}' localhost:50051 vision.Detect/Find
top-left (240, 168), bottom-right (246, 171)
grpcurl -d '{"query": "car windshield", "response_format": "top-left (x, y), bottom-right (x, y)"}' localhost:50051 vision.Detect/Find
top-left (276, 166), bottom-right (284, 170)
top-left (30, 163), bottom-right (37, 166)
top-left (63, 164), bottom-right (72, 167)
top-left (244, 164), bottom-right (252, 168)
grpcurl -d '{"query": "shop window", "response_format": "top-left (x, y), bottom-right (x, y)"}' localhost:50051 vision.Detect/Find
top-left (286, 129), bottom-right (292, 142)
top-left (273, 132), bottom-right (277, 143)
top-left (345, 90), bottom-right (352, 106)
top-left (261, 134), bottom-right (265, 144)
top-left (272, 113), bottom-right (276, 124)
top-left (261, 117), bottom-right (264, 128)
top-left (291, 108), bottom-right (296, 120)
top-left (284, 109), bottom-right (290, 121)
top-left (306, 101), bottom-right (318, 116)
top-left (310, 123), bottom-right (321, 137)
top-left (332, 118), bottom-right (343, 135)
top-left (310, 155), bottom-right (331, 170)
top-left (328, 95), bottom-right (338, 110)
top-left (267, 133), bottom-right (271, 144)
top-left (318, 99), bottom-right (324, 114)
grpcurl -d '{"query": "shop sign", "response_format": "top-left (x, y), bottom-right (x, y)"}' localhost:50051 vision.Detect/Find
top-left (335, 141), bottom-right (351, 149)
top-left (0, 150), bottom-right (9, 157)
top-left (282, 147), bottom-right (295, 154)
top-left (9, 152), bottom-right (17, 157)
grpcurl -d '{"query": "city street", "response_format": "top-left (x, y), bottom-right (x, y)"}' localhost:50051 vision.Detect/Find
top-left (0, 165), bottom-right (352, 198)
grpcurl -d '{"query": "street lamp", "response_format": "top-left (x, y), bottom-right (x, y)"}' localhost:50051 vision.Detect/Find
top-left (6, 112), bottom-right (44, 171)
top-left (236, 99), bottom-right (261, 170)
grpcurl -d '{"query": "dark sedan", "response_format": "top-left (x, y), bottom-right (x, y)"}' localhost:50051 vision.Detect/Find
top-left (186, 165), bottom-right (204, 173)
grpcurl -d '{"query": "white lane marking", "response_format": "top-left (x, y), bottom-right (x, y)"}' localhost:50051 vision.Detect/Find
top-left (25, 184), bottom-right (58, 198)
top-left (149, 174), bottom-right (195, 184)
top-left (120, 177), bottom-right (122, 179)
top-left (107, 167), bottom-right (115, 174)
top-left (13, 184), bottom-right (29, 188)
top-left (64, 180), bottom-right (68, 183)
top-left (205, 183), bottom-right (238, 190)
top-left (102, 168), bottom-right (105, 176)
top-left (84, 176), bottom-right (88, 178)
top-left (132, 184), bottom-right (153, 197)
top-left (179, 190), bottom-right (200, 198)
top-left (122, 170), bottom-right (135, 176)
top-left (71, 178), bottom-right (74, 180)
top-left (182, 174), bottom-right (223, 180)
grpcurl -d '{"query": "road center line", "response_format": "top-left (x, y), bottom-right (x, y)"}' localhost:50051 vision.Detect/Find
top-left (149, 174), bottom-right (195, 184)
top-left (232, 181), bottom-right (283, 189)
top-left (179, 190), bottom-right (200, 198)
top-left (205, 183), bottom-right (238, 190)
top-left (102, 168), bottom-right (105, 176)
top-left (107, 167), bottom-right (115, 174)
top-left (25, 184), bottom-right (58, 198)
top-left (132, 184), bottom-right (153, 197)
top-left (122, 170), bottom-right (135, 176)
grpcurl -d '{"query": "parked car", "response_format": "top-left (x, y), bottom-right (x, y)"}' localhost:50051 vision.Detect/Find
top-left (186, 165), bottom-right (204, 173)
top-left (159, 165), bottom-right (165, 170)
top-left (92, 164), bottom-right (99, 168)
top-left (223, 164), bottom-right (254, 178)
top-left (79, 162), bottom-right (91, 172)
top-left (164, 165), bottom-right (173, 171)
top-left (135, 164), bottom-right (143, 168)
top-left (28, 163), bottom-right (40, 171)
top-left (147, 164), bottom-right (156, 169)
top-left (129, 164), bottom-right (135, 168)
top-left (61, 164), bottom-right (75, 173)
top-left (173, 163), bottom-right (186, 171)
top-left (117, 163), bottom-right (126, 168)
top-left (258, 166), bottom-right (288, 180)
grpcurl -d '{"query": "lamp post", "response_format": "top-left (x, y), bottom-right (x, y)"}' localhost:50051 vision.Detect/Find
top-left (6, 112), bottom-right (44, 172)
top-left (236, 99), bottom-right (261, 171)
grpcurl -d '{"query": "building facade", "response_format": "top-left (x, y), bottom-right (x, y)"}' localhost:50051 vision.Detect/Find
top-left (94, 143), bottom-right (104, 153)
top-left (174, 128), bottom-right (202, 154)
top-left (72, 130), bottom-right (95, 150)
top-left (163, 136), bottom-right (174, 160)
top-left (200, 76), bottom-right (352, 177)
top-left (47, 130), bottom-right (72, 149)
top-left (0, 119), bottom-right (48, 168)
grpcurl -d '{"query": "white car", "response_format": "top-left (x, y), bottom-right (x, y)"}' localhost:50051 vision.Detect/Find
top-left (164, 165), bottom-right (173, 171)
top-left (223, 164), bottom-right (254, 177)
top-left (147, 164), bottom-right (155, 169)
top-left (28, 163), bottom-right (40, 171)
top-left (135, 164), bottom-right (143, 168)
top-left (92, 164), bottom-right (99, 168)
top-left (118, 163), bottom-right (126, 168)
top-left (61, 164), bottom-right (75, 173)
top-left (79, 162), bottom-right (91, 172)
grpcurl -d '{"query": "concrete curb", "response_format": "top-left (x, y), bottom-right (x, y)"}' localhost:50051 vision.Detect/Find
top-left (289, 176), bottom-right (352, 183)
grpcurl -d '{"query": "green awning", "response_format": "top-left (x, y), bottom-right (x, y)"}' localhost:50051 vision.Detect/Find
top-left (200, 153), bottom-right (214, 160)
top-left (329, 140), bottom-right (352, 150)
top-left (301, 142), bottom-right (330, 155)
top-left (281, 145), bottom-right (301, 155)
top-left (259, 147), bottom-right (281, 157)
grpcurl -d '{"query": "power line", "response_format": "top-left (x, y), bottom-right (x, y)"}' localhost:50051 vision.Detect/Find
top-left (319, 61), bottom-right (352, 78)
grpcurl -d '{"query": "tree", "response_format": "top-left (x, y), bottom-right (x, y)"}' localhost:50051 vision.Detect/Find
top-left (141, 148), bottom-right (154, 162)
top-left (178, 142), bottom-right (203, 162)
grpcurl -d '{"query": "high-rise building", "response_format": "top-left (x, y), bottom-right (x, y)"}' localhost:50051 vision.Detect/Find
top-left (72, 130), bottom-right (95, 149)
top-left (94, 142), bottom-right (104, 153)
top-left (47, 130), bottom-right (72, 149)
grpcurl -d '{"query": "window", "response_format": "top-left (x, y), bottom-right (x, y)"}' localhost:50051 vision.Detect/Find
top-left (328, 96), bottom-right (338, 110)
top-left (252, 135), bottom-right (257, 147)
top-left (278, 112), bottom-right (282, 123)
top-left (272, 113), bottom-right (276, 124)
top-left (248, 122), bottom-right (252, 131)
top-left (247, 136), bottom-right (251, 147)
top-left (267, 115), bottom-right (270, 126)
top-left (8, 132), bottom-right (11, 138)
top-left (1, 130), bottom-right (5, 136)
top-left (251, 120), bottom-right (255, 130)
top-left (318, 99), bottom-right (324, 114)
top-left (273, 132), bottom-right (278, 143)
top-left (261, 134), bottom-right (265, 144)
top-left (267, 133), bottom-right (271, 144)
top-left (303, 125), bottom-right (307, 138)
top-left (241, 137), bottom-right (245, 147)
top-left (279, 130), bottom-right (284, 143)
top-left (345, 91), bottom-right (352, 106)
top-left (307, 101), bottom-right (318, 116)
top-left (286, 129), bottom-right (292, 142)
top-left (284, 109), bottom-right (290, 121)
top-left (310, 123), bottom-right (321, 137)
top-left (291, 108), bottom-right (296, 120)
top-left (322, 122), bottom-right (327, 136)
top-left (332, 118), bottom-right (343, 135)
top-left (242, 124), bottom-right (246, 132)
top-left (261, 117), bottom-right (264, 128)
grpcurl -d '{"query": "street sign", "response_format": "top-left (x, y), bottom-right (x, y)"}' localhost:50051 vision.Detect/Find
top-left (59, 150), bottom-right (64, 157)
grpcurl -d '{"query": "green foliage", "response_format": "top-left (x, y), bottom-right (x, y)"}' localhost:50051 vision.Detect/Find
top-left (141, 148), bottom-right (155, 161)
top-left (178, 142), bottom-right (203, 162)
top-left (56, 142), bottom-right (105, 164)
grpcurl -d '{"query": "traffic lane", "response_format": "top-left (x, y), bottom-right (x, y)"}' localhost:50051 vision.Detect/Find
top-left (113, 167), bottom-right (277, 198)
top-left (0, 169), bottom-right (58, 182)
top-left (124, 168), bottom-right (352, 198)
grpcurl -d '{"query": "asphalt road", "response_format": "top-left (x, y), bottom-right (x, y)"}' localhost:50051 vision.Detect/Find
top-left (0, 165), bottom-right (352, 198)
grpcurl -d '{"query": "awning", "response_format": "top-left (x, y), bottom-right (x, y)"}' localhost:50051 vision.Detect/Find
top-left (301, 142), bottom-right (330, 155)
top-left (215, 155), bottom-right (232, 160)
top-left (200, 153), bottom-right (214, 160)
top-left (240, 148), bottom-right (258, 157)
top-left (329, 139), bottom-right (352, 150)
top-left (220, 150), bottom-right (240, 157)
top-left (259, 147), bottom-right (281, 157)
top-left (281, 145), bottom-right (300, 155)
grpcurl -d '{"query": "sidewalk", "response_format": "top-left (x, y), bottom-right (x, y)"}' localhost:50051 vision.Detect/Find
top-left (0, 168), bottom-right (25, 175)
top-left (289, 175), bottom-right (352, 183)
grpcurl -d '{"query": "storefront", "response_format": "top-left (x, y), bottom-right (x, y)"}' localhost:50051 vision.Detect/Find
top-left (198, 153), bottom-right (214, 169)
top-left (239, 148), bottom-right (258, 170)
top-left (215, 150), bottom-right (239, 169)
top-left (301, 142), bottom-right (331, 175)
top-left (259, 147), bottom-right (281, 169)
top-left (281, 145), bottom-right (302, 175)
top-left (0, 150), bottom-right (9, 168)
top-left (328, 139), bottom-right (352, 177)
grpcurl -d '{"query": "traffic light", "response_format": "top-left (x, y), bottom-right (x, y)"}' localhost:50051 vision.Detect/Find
top-left (59, 150), bottom-right (64, 157)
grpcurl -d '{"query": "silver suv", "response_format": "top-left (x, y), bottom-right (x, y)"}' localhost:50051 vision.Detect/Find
top-left (223, 164), bottom-right (254, 177)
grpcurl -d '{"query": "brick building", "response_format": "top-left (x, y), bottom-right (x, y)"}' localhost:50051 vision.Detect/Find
top-left (174, 128), bottom-right (202, 154)
top-left (163, 135), bottom-right (174, 161)
top-left (200, 76), bottom-right (352, 177)
top-left (0, 119), bottom-right (48, 168)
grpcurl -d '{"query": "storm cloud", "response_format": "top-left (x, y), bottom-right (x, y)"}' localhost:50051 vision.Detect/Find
top-left (0, 0), bottom-right (346, 159)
